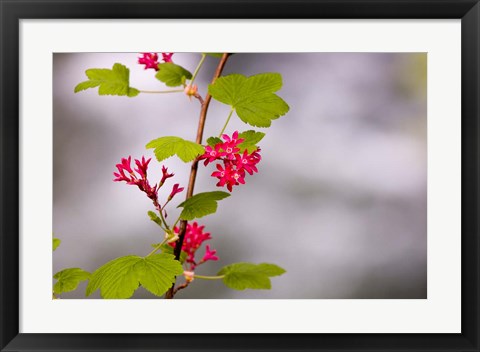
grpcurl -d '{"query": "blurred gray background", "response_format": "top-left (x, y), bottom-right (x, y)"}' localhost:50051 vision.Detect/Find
top-left (53, 53), bottom-right (427, 299)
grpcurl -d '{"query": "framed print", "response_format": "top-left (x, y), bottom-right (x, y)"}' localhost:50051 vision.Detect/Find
top-left (1, 0), bottom-right (479, 351)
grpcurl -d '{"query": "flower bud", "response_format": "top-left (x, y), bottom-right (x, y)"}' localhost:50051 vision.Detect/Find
top-left (183, 271), bottom-right (195, 283)
top-left (184, 84), bottom-right (198, 98)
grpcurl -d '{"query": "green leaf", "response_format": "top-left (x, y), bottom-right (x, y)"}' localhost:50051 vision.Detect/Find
top-left (155, 63), bottom-right (192, 87)
top-left (147, 211), bottom-right (163, 227)
top-left (53, 238), bottom-right (61, 251)
top-left (135, 254), bottom-right (184, 296)
top-left (218, 262), bottom-right (286, 290)
top-left (237, 130), bottom-right (265, 153)
top-left (74, 63), bottom-right (139, 97)
top-left (146, 136), bottom-right (205, 163)
top-left (151, 243), bottom-right (188, 264)
top-left (86, 254), bottom-right (183, 299)
top-left (206, 136), bottom-right (223, 147)
top-left (53, 268), bottom-right (90, 294)
top-left (204, 53), bottom-right (224, 58)
top-left (177, 191), bottom-right (230, 220)
top-left (208, 73), bottom-right (289, 127)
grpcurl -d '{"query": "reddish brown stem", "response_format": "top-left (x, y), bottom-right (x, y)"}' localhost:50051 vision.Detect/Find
top-left (165, 53), bottom-right (230, 299)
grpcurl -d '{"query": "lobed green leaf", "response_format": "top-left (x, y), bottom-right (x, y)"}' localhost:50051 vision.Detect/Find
top-left (177, 191), bottom-right (230, 220)
top-left (74, 63), bottom-right (139, 97)
top-left (53, 268), bottom-right (90, 294)
top-left (155, 63), bottom-right (192, 87)
top-left (208, 73), bottom-right (289, 127)
top-left (237, 130), bottom-right (265, 153)
top-left (86, 254), bottom-right (183, 299)
top-left (218, 262), bottom-right (286, 290)
top-left (206, 136), bottom-right (223, 147)
top-left (146, 136), bottom-right (205, 163)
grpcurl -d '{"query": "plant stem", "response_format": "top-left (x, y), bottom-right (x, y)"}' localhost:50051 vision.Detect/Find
top-left (218, 108), bottom-right (234, 137)
top-left (139, 89), bottom-right (183, 94)
top-left (165, 53), bottom-right (230, 299)
top-left (189, 54), bottom-right (207, 87)
top-left (172, 216), bottom-right (181, 229)
top-left (156, 205), bottom-right (170, 231)
top-left (194, 274), bottom-right (224, 280)
top-left (146, 238), bottom-right (167, 257)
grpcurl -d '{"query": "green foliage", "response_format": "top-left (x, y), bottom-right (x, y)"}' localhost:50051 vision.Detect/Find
top-left (237, 130), bottom-right (265, 153)
top-left (177, 191), bottom-right (230, 220)
top-left (74, 63), bottom-right (139, 97)
top-left (147, 211), bottom-right (163, 227)
top-left (151, 243), bottom-right (188, 264)
top-left (155, 63), bottom-right (192, 87)
top-left (52, 238), bottom-right (61, 251)
top-left (204, 53), bottom-right (224, 58)
top-left (218, 262), bottom-right (286, 290)
top-left (206, 136), bottom-right (223, 147)
top-left (208, 73), bottom-right (289, 127)
top-left (146, 136), bottom-right (205, 163)
top-left (86, 254), bottom-right (183, 299)
top-left (53, 268), bottom-right (90, 295)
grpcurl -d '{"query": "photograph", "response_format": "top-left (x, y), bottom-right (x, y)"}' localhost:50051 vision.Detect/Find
top-left (52, 51), bottom-right (427, 299)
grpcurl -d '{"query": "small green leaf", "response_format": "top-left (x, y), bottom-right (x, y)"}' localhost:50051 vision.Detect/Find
top-left (208, 73), bottom-right (289, 127)
top-left (146, 136), bottom-right (205, 163)
top-left (151, 243), bottom-right (188, 264)
top-left (218, 262), bottom-right (286, 290)
top-left (86, 254), bottom-right (183, 299)
top-left (74, 63), bottom-right (139, 97)
top-left (177, 191), bottom-right (230, 220)
top-left (237, 130), bottom-right (265, 153)
top-left (148, 211), bottom-right (163, 227)
top-left (155, 63), bottom-right (192, 87)
top-left (206, 136), bottom-right (223, 147)
top-left (53, 238), bottom-right (61, 251)
top-left (53, 268), bottom-right (90, 294)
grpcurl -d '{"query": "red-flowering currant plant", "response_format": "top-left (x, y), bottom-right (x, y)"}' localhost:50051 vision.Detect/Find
top-left (53, 53), bottom-right (289, 299)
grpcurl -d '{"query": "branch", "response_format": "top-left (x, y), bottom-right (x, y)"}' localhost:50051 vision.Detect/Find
top-left (165, 53), bottom-right (230, 299)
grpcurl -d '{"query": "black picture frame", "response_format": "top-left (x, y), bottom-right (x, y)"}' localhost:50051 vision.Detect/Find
top-left (1, 0), bottom-right (479, 351)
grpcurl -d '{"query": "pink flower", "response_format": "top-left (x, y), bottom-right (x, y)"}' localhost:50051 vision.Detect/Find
top-left (200, 144), bottom-right (226, 166)
top-left (201, 245), bottom-right (219, 262)
top-left (235, 149), bottom-right (260, 175)
top-left (211, 162), bottom-right (246, 192)
top-left (161, 52), bottom-right (174, 63)
top-left (221, 131), bottom-right (244, 159)
top-left (171, 222), bottom-right (215, 269)
top-left (113, 156), bottom-right (158, 204)
top-left (134, 156), bottom-right (151, 178)
top-left (168, 183), bottom-right (184, 201)
top-left (200, 131), bottom-right (261, 192)
top-left (211, 164), bottom-right (235, 192)
top-left (138, 53), bottom-right (159, 71)
top-left (160, 165), bottom-right (174, 187)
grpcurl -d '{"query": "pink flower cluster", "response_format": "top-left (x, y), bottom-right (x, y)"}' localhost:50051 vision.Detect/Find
top-left (199, 131), bottom-right (261, 192)
top-left (138, 52), bottom-right (174, 71)
top-left (113, 156), bottom-right (184, 209)
top-left (171, 222), bottom-right (219, 270)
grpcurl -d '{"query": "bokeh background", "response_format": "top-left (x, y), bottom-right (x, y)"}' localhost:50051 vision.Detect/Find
top-left (53, 53), bottom-right (427, 299)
